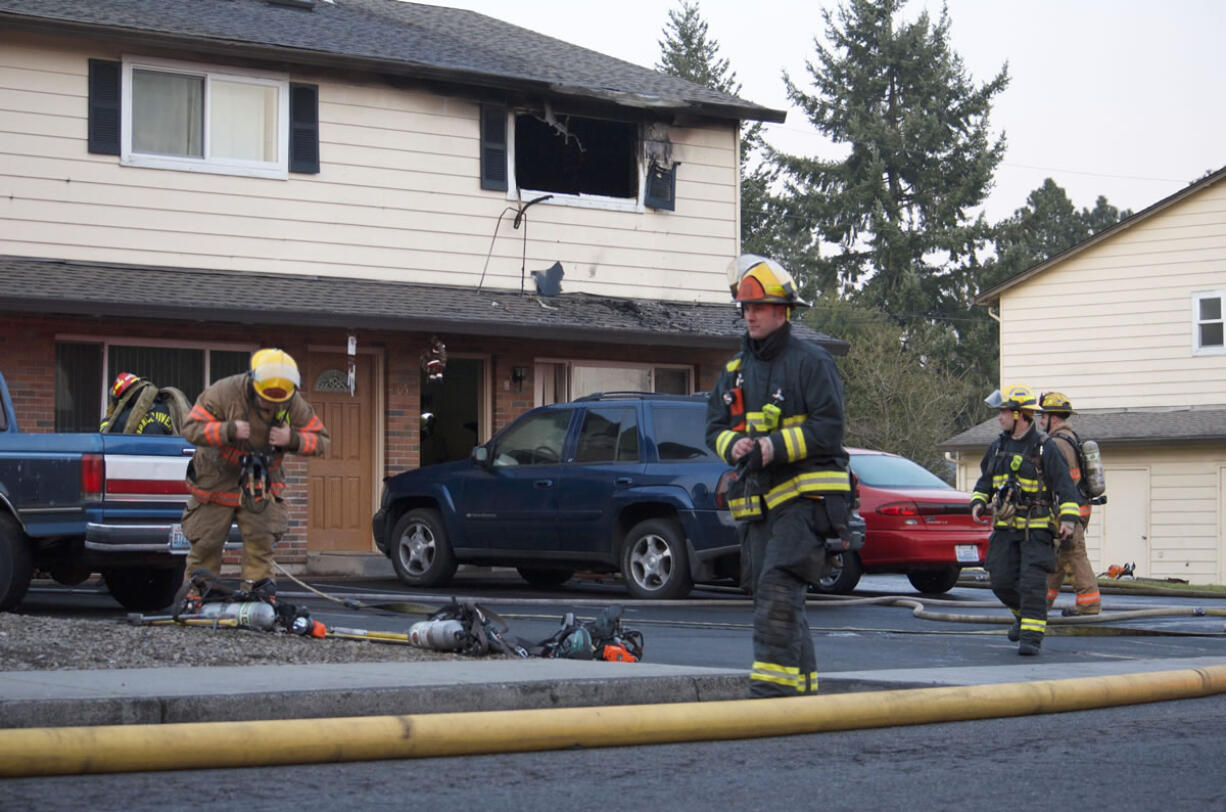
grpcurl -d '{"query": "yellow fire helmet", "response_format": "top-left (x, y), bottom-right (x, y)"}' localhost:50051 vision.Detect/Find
top-left (984, 384), bottom-right (1037, 413)
top-left (250, 348), bottom-right (301, 403)
top-left (726, 254), bottom-right (809, 307)
top-left (1039, 391), bottom-right (1076, 415)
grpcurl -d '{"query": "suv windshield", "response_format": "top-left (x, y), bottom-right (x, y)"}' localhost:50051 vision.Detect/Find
top-left (850, 454), bottom-right (952, 489)
top-left (491, 409), bottom-right (572, 466)
top-left (650, 403), bottom-right (718, 462)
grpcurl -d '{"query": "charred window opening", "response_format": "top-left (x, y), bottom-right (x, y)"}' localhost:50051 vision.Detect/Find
top-left (514, 112), bottom-right (638, 199)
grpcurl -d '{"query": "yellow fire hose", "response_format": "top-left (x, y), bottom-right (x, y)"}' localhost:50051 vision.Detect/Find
top-left (2, 665), bottom-right (1224, 777)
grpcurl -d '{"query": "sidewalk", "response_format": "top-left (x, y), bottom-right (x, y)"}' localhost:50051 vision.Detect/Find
top-left (6, 655), bottom-right (1226, 729)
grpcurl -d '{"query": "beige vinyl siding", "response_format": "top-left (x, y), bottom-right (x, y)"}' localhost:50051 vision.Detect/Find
top-left (997, 179), bottom-right (1226, 409)
top-left (951, 443), bottom-right (1226, 584)
top-left (0, 32), bottom-right (740, 302)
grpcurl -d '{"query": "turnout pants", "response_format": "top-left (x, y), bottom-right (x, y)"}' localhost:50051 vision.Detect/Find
top-left (986, 527), bottom-right (1055, 644)
top-left (1046, 521), bottom-right (1101, 613)
top-left (741, 497), bottom-right (834, 697)
top-left (181, 496), bottom-right (288, 588)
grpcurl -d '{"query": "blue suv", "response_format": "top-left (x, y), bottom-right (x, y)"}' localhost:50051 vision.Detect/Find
top-left (372, 392), bottom-right (862, 599)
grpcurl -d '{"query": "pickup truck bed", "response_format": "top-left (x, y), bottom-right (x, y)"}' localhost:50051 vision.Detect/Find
top-left (0, 372), bottom-right (236, 611)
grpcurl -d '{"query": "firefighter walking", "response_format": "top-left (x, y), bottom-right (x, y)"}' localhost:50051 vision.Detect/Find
top-left (706, 255), bottom-right (852, 697)
top-left (178, 349), bottom-right (329, 605)
top-left (1039, 392), bottom-right (1102, 615)
top-left (971, 385), bottom-right (1081, 655)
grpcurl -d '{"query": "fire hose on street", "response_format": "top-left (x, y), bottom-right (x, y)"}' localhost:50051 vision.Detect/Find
top-left (2, 665), bottom-right (1225, 777)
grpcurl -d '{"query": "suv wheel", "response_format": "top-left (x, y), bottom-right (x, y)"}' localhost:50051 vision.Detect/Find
top-left (0, 513), bottom-right (34, 612)
top-left (812, 551), bottom-right (862, 595)
top-left (621, 518), bottom-right (692, 600)
top-left (907, 565), bottom-right (960, 594)
top-left (390, 508), bottom-right (458, 587)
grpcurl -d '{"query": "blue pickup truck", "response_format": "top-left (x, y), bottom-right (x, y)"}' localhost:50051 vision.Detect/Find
top-left (0, 371), bottom-right (233, 612)
top-left (372, 392), bottom-right (864, 600)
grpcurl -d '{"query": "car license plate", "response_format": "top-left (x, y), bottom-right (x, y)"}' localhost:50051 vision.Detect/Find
top-left (169, 523), bottom-right (189, 550)
top-left (955, 544), bottom-right (979, 564)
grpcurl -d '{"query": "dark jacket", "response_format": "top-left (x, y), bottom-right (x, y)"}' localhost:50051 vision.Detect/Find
top-left (969, 423), bottom-right (1081, 530)
top-left (705, 322), bottom-right (849, 520)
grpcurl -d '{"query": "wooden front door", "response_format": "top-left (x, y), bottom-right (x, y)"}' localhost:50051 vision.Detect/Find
top-left (305, 352), bottom-right (374, 551)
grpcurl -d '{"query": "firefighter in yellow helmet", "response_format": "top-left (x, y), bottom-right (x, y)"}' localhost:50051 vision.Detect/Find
top-left (705, 255), bottom-right (852, 696)
top-left (1038, 392), bottom-right (1101, 616)
top-left (970, 385), bottom-right (1081, 655)
top-left (176, 349), bottom-right (330, 609)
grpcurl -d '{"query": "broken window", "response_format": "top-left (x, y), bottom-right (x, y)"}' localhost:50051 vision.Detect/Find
top-left (513, 112), bottom-right (638, 199)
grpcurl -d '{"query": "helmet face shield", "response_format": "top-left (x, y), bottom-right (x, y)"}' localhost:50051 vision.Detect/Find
top-left (987, 385), bottom-right (1037, 413)
top-left (984, 389), bottom-right (1005, 409)
top-left (250, 348), bottom-right (301, 403)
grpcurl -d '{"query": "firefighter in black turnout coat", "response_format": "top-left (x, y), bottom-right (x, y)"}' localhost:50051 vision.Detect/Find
top-left (971, 385), bottom-right (1081, 656)
top-left (706, 255), bottom-right (851, 697)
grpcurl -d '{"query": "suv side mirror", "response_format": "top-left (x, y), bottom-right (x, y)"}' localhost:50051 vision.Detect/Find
top-left (472, 445), bottom-right (490, 466)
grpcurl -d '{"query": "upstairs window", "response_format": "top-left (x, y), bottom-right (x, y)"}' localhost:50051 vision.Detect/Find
top-left (1193, 291), bottom-right (1225, 354)
top-left (481, 105), bottom-right (677, 213)
top-left (87, 57), bottom-right (317, 178)
top-left (123, 58), bottom-right (288, 177)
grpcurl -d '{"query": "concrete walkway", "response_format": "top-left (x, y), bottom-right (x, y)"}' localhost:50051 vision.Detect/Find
top-left (6, 655), bottom-right (1226, 729)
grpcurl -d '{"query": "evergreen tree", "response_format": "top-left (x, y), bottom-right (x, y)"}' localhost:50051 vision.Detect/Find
top-left (773, 0), bottom-right (1008, 318)
top-left (656, 1), bottom-right (773, 254)
top-left (986, 178), bottom-right (1134, 289)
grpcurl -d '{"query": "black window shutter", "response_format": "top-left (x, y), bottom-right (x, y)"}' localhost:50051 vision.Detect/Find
top-left (88, 59), bottom-right (121, 155)
top-left (289, 83), bottom-right (319, 174)
top-left (644, 161), bottom-right (678, 211)
top-left (480, 104), bottom-right (508, 191)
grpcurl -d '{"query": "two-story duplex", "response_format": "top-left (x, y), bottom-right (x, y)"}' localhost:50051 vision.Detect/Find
top-left (0, 0), bottom-right (842, 572)
top-left (941, 167), bottom-right (1226, 584)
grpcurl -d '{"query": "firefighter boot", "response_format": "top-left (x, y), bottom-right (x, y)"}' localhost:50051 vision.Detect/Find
top-left (1018, 631), bottom-right (1042, 656)
top-left (1007, 609), bottom-right (1021, 642)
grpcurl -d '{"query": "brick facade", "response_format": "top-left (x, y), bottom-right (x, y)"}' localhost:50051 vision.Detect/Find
top-left (1, 314), bottom-right (735, 574)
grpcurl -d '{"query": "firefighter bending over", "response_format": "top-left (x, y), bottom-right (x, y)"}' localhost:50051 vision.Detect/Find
top-left (970, 385), bottom-right (1080, 656)
top-left (706, 255), bottom-right (851, 697)
top-left (1039, 392), bottom-right (1101, 616)
top-left (178, 348), bottom-right (329, 608)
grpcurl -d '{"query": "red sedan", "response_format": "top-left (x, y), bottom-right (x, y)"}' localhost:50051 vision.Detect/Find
top-left (815, 448), bottom-right (990, 594)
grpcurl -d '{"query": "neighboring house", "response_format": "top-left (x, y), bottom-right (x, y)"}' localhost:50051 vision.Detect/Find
top-left (941, 167), bottom-right (1226, 584)
top-left (0, 0), bottom-right (845, 573)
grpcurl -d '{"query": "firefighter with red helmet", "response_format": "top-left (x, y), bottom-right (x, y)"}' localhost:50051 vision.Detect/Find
top-left (1039, 392), bottom-right (1101, 616)
top-left (100, 372), bottom-right (177, 435)
top-left (706, 255), bottom-right (851, 697)
top-left (177, 349), bottom-right (329, 606)
top-left (971, 385), bottom-right (1081, 655)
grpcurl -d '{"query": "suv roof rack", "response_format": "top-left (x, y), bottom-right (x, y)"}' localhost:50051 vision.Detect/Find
top-left (574, 391), bottom-right (707, 402)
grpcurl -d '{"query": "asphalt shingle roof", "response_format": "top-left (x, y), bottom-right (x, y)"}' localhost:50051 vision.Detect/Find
top-left (940, 410), bottom-right (1226, 450)
top-left (0, 256), bottom-right (848, 353)
top-left (0, 0), bottom-right (785, 122)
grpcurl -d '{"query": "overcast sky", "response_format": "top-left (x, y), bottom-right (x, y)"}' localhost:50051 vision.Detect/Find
top-left (426, 0), bottom-right (1224, 222)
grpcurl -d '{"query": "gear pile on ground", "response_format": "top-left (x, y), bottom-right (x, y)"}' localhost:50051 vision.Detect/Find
top-left (0, 613), bottom-right (460, 672)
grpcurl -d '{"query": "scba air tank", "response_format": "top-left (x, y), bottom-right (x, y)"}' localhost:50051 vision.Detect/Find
top-left (407, 619), bottom-right (467, 651)
top-left (196, 601), bottom-right (277, 631)
top-left (1081, 439), bottom-right (1106, 497)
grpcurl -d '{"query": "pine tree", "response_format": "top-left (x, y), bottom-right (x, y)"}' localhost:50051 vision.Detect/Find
top-left (773, 0), bottom-right (1008, 318)
top-left (656, 1), bottom-right (772, 255)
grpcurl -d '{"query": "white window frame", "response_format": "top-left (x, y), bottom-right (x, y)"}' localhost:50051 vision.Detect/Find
top-left (1192, 289), bottom-right (1226, 356)
top-left (58, 334), bottom-right (257, 416)
top-left (505, 111), bottom-right (646, 214)
top-left (533, 358), bottom-right (693, 406)
top-left (121, 55), bottom-right (290, 179)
